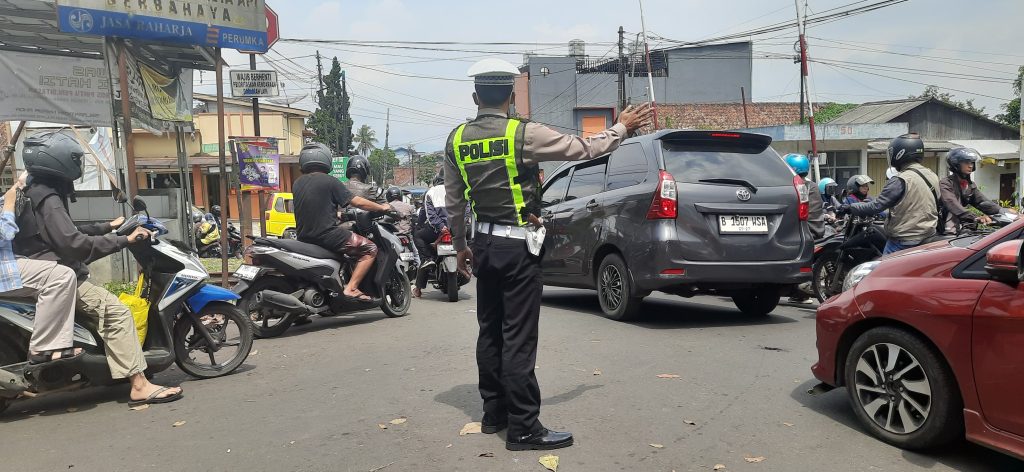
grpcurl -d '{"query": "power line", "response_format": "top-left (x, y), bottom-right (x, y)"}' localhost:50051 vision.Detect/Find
top-left (823, 62), bottom-right (1012, 101)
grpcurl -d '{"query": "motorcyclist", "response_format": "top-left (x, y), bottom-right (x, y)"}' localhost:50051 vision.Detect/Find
top-left (939, 147), bottom-right (1011, 234)
top-left (385, 186), bottom-right (419, 266)
top-left (818, 178), bottom-right (840, 218)
top-left (838, 133), bottom-right (940, 254)
top-left (843, 175), bottom-right (888, 219)
top-left (293, 143), bottom-right (393, 303)
top-left (345, 155), bottom-right (383, 202)
top-left (13, 132), bottom-right (182, 406)
top-left (784, 153), bottom-right (826, 239)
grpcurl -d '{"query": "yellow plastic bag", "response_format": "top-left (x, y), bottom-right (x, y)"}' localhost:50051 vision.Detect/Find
top-left (118, 276), bottom-right (149, 346)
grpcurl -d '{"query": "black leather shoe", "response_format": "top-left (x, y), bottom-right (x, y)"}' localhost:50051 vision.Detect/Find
top-left (505, 429), bottom-right (573, 451)
top-left (481, 414), bottom-right (507, 434)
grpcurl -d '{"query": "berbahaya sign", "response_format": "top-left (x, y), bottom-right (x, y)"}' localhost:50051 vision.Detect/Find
top-left (56, 0), bottom-right (269, 52)
top-left (230, 70), bottom-right (279, 98)
top-left (0, 50), bottom-right (112, 126)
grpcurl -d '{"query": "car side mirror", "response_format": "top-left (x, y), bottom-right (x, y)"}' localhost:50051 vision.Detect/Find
top-left (985, 240), bottom-right (1022, 284)
top-left (131, 196), bottom-right (147, 212)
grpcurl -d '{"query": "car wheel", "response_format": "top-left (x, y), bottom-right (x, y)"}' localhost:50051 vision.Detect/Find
top-left (844, 327), bottom-right (963, 450)
top-left (282, 229), bottom-right (297, 240)
top-left (732, 288), bottom-right (780, 316)
top-left (596, 253), bottom-right (642, 321)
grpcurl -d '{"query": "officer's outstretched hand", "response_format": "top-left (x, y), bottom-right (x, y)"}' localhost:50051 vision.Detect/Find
top-left (618, 102), bottom-right (655, 134)
top-left (457, 247), bottom-right (474, 280)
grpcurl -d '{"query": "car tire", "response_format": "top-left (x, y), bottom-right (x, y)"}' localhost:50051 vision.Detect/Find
top-left (282, 229), bottom-right (297, 240)
top-left (844, 327), bottom-right (963, 450)
top-left (732, 288), bottom-right (780, 316)
top-left (596, 253), bottom-right (643, 321)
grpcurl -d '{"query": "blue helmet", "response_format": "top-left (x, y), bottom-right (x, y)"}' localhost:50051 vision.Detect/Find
top-left (818, 177), bottom-right (837, 196)
top-left (784, 153), bottom-right (810, 176)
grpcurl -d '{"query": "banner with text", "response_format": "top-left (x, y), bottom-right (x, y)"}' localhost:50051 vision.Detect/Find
top-left (139, 63), bottom-right (193, 122)
top-left (230, 70), bottom-right (279, 98)
top-left (57, 0), bottom-right (268, 51)
top-left (234, 137), bottom-right (281, 190)
top-left (0, 50), bottom-right (113, 126)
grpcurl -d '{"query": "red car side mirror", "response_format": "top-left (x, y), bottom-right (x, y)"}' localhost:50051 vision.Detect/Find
top-left (985, 240), bottom-right (1023, 284)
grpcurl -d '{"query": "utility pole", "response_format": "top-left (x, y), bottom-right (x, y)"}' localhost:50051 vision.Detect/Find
top-left (249, 52), bottom-right (263, 239)
top-left (617, 26), bottom-right (626, 112)
top-left (409, 143), bottom-right (415, 186)
top-left (797, 47), bottom-right (806, 125)
top-left (795, 0), bottom-right (820, 181)
top-left (383, 109), bottom-right (390, 184)
top-left (315, 51), bottom-right (324, 96)
top-left (638, 0), bottom-right (658, 130)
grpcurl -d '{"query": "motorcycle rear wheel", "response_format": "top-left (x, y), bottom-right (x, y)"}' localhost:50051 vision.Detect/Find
top-left (381, 268), bottom-right (412, 318)
top-left (240, 277), bottom-right (298, 338)
top-left (812, 250), bottom-right (843, 302)
top-left (173, 302), bottom-right (253, 379)
top-left (446, 271), bottom-right (459, 302)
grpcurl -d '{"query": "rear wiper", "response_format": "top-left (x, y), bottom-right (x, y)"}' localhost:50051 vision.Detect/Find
top-left (697, 178), bottom-right (758, 193)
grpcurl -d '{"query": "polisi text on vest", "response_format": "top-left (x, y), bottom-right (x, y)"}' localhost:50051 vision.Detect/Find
top-left (459, 138), bottom-right (510, 160)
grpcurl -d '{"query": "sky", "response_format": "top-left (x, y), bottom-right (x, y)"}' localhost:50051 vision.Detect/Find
top-left (196, 0), bottom-right (1024, 153)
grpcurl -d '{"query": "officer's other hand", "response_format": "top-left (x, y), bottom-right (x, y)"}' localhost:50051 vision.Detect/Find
top-left (618, 102), bottom-right (654, 133)
top-left (836, 204), bottom-right (851, 215)
top-left (110, 216), bottom-right (126, 229)
top-left (457, 248), bottom-right (474, 279)
top-left (127, 227), bottom-right (152, 243)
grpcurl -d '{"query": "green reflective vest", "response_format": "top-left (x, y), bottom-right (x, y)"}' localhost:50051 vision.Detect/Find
top-left (452, 118), bottom-right (538, 227)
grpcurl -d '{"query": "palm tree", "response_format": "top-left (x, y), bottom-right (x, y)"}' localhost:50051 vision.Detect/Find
top-left (354, 124), bottom-right (377, 157)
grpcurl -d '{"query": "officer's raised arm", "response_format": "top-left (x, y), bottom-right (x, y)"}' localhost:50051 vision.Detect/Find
top-left (523, 102), bottom-right (653, 164)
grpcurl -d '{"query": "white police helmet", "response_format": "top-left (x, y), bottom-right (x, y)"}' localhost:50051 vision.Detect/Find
top-left (467, 58), bottom-right (519, 86)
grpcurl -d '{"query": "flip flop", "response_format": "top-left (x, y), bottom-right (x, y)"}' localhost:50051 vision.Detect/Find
top-left (27, 348), bottom-right (84, 365)
top-left (128, 386), bottom-right (184, 407)
top-left (343, 293), bottom-right (380, 304)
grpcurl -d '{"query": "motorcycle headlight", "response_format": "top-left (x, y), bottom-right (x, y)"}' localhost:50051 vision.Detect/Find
top-left (843, 261), bottom-right (880, 293)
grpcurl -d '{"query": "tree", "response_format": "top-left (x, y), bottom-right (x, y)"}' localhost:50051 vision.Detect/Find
top-left (995, 66), bottom-right (1023, 127)
top-left (413, 152), bottom-right (442, 185)
top-left (308, 55), bottom-right (354, 155)
top-left (354, 124), bottom-right (377, 157)
top-left (368, 148), bottom-right (399, 185)
top-left (911, 85), bottom-right (986, 116)
top-left (813, 103), bottom-right (858, 124)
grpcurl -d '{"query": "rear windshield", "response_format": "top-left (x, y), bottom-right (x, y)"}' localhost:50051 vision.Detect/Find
top-left (661, 141), bottom-right (793, 187)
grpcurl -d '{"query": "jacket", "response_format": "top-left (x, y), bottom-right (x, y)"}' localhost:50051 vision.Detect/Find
top-left (14, 180), bottom-right (128, 280)
top-left (939, 174), bottom-right (1001, 233)
top-left (847, 163), bottom-right (940, 243)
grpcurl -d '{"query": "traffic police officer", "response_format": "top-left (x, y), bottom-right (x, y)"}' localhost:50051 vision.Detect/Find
top-left (444, 58), bottom-right (652, 451)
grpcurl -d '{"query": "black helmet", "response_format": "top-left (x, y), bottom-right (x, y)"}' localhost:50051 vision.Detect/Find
top-left (22, 132), bottom-right (84, 182)
top-left (846, 175), bottom-right (874, 195)
top-left (946, 147), bottom-right (981, 177)
top-left (887, 133), bottom-right (924, 169)
top-left (299, 142), bottom-right (333, 174)
top-left (346, 155), bottom-right (370, 182)
top-left (385, 186), bottom-right (402, 202)
top-left (210, 205), bottom-right (222, 217)
top-left (432, 170), bottom-right (444, 186)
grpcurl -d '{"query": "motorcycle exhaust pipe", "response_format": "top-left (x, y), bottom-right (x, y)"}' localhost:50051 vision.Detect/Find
top-left (255, 290), bottom-right (313, 315)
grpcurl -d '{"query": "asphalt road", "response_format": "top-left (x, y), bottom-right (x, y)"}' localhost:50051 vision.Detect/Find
top-left (1, 285), bottom-right (1020, 472)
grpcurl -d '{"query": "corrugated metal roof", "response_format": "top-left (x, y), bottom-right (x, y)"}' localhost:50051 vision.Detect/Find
top-left (828, 99), bottom-right (928, 124)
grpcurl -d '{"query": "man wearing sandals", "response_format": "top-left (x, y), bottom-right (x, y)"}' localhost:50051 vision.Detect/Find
top-left (14, 132), bottom-right (182, 406)
top-left (0, 174), bottom-right (81, 364)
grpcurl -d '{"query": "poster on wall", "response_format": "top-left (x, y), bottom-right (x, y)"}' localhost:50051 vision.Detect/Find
top-left (56, 0), bottom-right (269, 51)
top-left (139, 64), bottom-right (193, 123)
top-left (0, 50), bottom-right (113, 126)
top-left (233, 137), bottom-right (280, 191)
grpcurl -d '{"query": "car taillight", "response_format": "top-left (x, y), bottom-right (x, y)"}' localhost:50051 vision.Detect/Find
top-left (794, 175), bottom-right (809, 221)
top-left (647, 170), bottom-right (678, 220)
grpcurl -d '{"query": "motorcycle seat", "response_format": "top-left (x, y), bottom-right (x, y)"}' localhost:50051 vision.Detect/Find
top-left (252, 237), bottom-right (341, 260)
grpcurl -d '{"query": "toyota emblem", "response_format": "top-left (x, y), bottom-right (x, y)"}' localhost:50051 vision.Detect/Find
top-left (736, 188), bottom-right (752, 201)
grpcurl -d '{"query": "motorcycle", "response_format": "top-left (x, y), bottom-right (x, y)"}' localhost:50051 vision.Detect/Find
top-left (812, 215), bottom-right (886, 302)
top-left (419, 230), bottom-right (470, 302)
top-left (379, 216), bottom-right (418, 282)
top-left (0, 194), bottom-right (253, 414)
top-left (195, 220), bottom-right (242, 258)
top-left (232, 208), bottom-right (412, 338)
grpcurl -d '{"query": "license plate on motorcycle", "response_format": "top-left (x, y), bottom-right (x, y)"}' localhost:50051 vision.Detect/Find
top-left (233, 265), bottom-right (260, 281)
top-left (437, 244), bottom-right (456, 255)
top-left (718, 215), bottom-right (769, 234)
top-left (400, 252), bottom-right (415, 261)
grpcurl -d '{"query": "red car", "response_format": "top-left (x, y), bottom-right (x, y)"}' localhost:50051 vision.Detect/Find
top-left (812, 219), bottom-right (1024, 459)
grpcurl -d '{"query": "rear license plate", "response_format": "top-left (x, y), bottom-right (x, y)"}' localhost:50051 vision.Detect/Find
top-left (718, 215), bottom-right (769, 234)
top-left (233, 265), bottom-right (260, 281)
top-left (399, 252), bottom-right (415, 261)
top-left (437, 244), bottom-right (456, 255)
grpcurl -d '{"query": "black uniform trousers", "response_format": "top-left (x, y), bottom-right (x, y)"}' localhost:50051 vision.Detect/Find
top-left (471, 232), bottom-right (544, 437)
